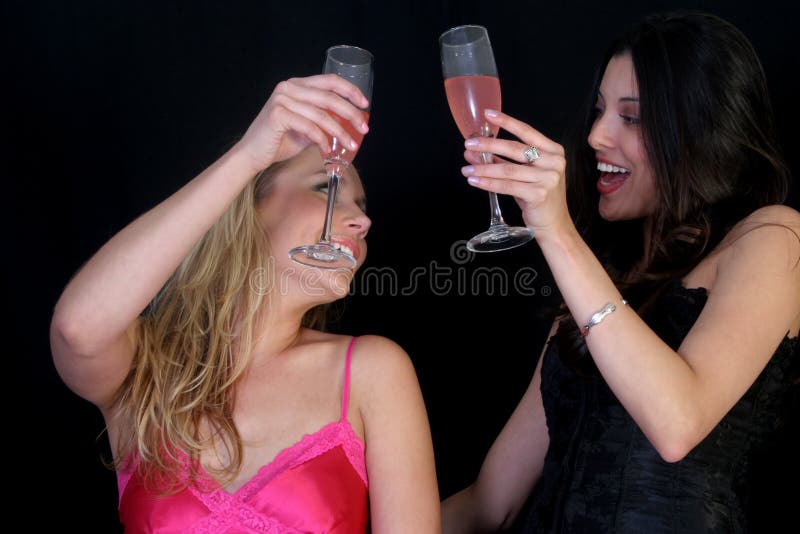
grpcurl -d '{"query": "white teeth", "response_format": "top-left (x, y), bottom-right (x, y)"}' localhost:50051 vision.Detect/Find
top-left (597, 162), bottom-right (630, 173)
top-left (332, 242), bottom-right (354, 257)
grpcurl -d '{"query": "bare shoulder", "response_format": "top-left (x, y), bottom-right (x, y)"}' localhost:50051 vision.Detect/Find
top-left (710, 205), bottom-right (800, 313)
top-left (350, 335), bottom-right (414, 375)
top-left (702, 204), bottom-right (800, 335)
top-left (346, 334), bottom-right (433, 470)
top-left (351, 334), bottom-right (409, 355)
top-left (728, 204), bottom-right (800, 237)
top-left (721, 205), bottom-right (800, 260)
top-left (348, 335), bottom-right (419, 399)
top-left (742, 204), bottom-right (800, 226)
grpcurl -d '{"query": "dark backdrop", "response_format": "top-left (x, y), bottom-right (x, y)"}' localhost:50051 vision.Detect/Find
top-left (7, 0), bottom-right (798, 531)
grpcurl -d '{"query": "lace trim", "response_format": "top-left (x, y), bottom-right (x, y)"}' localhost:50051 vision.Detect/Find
top-left (290, 421), bottom-right (368, 486)
top-left (236, 420), bottom-right (367, 501)
top-left (186, 489), bottom-right (304, 533)
top-left (181, 420), bottom-right (366, 532)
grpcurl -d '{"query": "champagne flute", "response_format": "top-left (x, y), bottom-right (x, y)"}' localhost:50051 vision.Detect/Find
top-left (289, 45), bottom-right (373, 269)
top-left (440, 25), bottom-right (534, 252)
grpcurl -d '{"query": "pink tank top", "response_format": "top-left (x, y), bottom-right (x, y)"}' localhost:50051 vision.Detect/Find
top-left (117, 337), bottom-right (368, 533)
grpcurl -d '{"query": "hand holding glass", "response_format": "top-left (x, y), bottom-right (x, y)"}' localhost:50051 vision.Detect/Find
top-left (440, 25), bottom-right (534, 252)
top-left (289, 45), bottom-right (373, 269)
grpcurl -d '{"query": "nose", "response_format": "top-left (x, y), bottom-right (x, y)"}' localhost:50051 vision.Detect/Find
top-left (340, 203), bottom-right (371, 240)
top-left (587, 112), bottom-right (615, 151)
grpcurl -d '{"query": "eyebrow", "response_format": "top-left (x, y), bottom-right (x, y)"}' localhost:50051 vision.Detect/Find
top-left (596, 91), bottom-right (639, 103)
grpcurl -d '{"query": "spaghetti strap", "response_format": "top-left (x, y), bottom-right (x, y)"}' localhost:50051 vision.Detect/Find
top-left (341, 336), bottom-right (358, 422)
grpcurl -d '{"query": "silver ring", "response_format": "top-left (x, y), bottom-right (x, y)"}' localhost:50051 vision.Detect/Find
top-left (523, 146), bottom-right (541, 163)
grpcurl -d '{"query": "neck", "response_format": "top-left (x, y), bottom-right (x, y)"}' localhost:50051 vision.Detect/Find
top-left (248, 298), bottom-right (319, 365)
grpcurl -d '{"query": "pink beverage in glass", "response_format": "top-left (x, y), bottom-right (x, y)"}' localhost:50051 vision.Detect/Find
top-left (323, 110), bottom-right (370, 176)
top-left (444, 75), bottom-right (501, 139)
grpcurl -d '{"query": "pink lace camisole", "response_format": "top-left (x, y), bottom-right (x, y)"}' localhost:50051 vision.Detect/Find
top-left (116, 337), bottom-right (369, 533)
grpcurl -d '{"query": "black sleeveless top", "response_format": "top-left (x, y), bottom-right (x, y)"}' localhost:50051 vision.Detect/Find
top-left (520, 279), bottom-right (798, 533)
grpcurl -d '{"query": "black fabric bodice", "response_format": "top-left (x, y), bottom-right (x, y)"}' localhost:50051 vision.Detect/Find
top-left (520, 279), bottom-right (798, 533)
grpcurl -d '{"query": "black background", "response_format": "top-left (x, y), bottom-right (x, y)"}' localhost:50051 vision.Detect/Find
top-left (7, 1), bottom-right (799, 531)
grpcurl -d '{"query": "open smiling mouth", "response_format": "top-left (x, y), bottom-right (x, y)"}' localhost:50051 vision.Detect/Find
top-left (596, 161), bottom-right (630, 195)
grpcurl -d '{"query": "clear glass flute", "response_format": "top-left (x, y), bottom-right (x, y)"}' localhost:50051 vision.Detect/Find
top-left (289, 45), bottom-right (373, 269)
top-left (440, 25), bottom-right (534, 252)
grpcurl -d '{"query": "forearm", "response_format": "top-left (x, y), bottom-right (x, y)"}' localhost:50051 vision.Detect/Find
top-left (536, 228), bottom-right (701, 459)
top-left (442, 486), bottom-right (486, 534)
top-left (441, 480), bottom-right (525, 533)
top-left (52, 143), bottom-right (260, 354)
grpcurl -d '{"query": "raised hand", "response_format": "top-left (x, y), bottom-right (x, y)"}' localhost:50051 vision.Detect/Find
top-left (461, 109), bottom-right (572, 240)
top-left (236, 74), bottom-right (370, 174)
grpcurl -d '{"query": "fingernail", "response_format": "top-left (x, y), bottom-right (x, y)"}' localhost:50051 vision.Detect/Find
top-left (461, 166), bottom-right (474, 176)
top-left (467, 177), bottom-right (480, 184)
top-left (361, 122), bottom-right (369, 133)
top-left (465, 138), bottom-right (479, 147)
top-left (350, 139), bottom-right (359, 149)
top-left (485, 109), bottom-right (499, 117)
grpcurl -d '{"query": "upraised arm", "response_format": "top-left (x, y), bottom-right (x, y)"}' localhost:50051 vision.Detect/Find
top-left (50, 74), bottom-right (370, 412)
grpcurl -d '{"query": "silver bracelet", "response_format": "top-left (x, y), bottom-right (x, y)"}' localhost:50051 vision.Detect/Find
top-left (581, 299), bottom-right (627, 337)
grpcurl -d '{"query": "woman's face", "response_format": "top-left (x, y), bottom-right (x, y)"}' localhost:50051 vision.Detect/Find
top-left (257, 147), bottom-right (371, 298)
top-left (588, 52), bottom-right (658, 222)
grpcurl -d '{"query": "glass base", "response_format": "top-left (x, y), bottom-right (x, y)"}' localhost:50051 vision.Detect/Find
top-left (289, 243), bottom-right (356, 270)
top-left (467, 224), bottom-right (534, 253)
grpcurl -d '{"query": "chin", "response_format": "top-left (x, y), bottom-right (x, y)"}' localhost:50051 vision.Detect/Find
top-left (598, 199), bottom-right (624, 221)
top-left (312, 269), bottom-right (355, 300)
top-left (598, 198), bottom-right (651, 222)
top-left (327, 271), bottom-right (355, 299)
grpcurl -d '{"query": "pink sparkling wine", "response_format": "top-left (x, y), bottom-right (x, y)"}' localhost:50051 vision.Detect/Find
top-left (323, 110), bottom-right (370, 165)
top-left (444, 75), bottom-right (501, 139)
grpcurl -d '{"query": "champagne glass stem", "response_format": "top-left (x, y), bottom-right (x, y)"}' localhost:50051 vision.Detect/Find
top-left (488, 192), bottom-right (506, 227)
top-left (319, 170), bottom-right (340, 243)
top-left (481, 151), bottom-right (506, 227)
top-left (287, 44), bottom-right (371, 269)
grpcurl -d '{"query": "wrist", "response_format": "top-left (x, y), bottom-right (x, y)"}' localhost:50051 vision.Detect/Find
top-left (229, 139), bottom-right (274, 177)
top-left (534, 220), bottom-right (581, 251)
top-left (211, 142), bottom-right (268, 187)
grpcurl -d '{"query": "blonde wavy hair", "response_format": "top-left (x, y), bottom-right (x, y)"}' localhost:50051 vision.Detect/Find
top-left (110, 157), bottom-right (327, 492)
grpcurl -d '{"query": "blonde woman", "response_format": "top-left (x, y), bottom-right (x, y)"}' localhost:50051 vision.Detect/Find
top-left (50, 74), bottom-right (440, 533)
